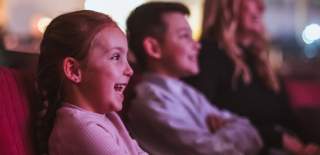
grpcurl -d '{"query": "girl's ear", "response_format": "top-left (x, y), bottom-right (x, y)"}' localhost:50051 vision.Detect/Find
top-left (63, 57), bottom-right (82, 83)
top-left (143, 37), bottom-right (162, 59)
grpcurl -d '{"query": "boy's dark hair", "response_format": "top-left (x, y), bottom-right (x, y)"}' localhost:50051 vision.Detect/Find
top-left (126, 2), bottom-right (190, 71)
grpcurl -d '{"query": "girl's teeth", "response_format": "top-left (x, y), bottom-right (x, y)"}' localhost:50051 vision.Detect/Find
top-left (114, 84), bottom-right (126, 92)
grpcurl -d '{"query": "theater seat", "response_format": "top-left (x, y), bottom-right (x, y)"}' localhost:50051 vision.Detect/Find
top-left (0, 67), bottom-right (35, 155)
top-left (285, 79), bottom-right (320, 144)
top-left (0, 49), bottom-right (39, 155)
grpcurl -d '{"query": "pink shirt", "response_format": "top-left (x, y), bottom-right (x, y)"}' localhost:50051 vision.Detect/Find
top-left (49, 103), bottom-right (147, 155)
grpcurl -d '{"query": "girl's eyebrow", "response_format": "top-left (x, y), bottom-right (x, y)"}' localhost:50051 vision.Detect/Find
top-left (106, 47), bottom-right (127, 54)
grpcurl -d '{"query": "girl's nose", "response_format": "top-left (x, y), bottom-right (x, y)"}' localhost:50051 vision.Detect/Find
top-left (124, 62), bottom-right (134, 77)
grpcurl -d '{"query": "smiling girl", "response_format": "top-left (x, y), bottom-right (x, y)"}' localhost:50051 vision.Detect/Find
top-left (37, 10), bottom-right (147, 155)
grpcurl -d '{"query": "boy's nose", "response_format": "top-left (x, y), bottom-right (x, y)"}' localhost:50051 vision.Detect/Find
top-left (193, 41), bottom-right (201, 52)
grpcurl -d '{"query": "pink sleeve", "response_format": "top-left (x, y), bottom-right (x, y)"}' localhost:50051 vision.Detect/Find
top-left (67, 122), bottom-right (126, 155)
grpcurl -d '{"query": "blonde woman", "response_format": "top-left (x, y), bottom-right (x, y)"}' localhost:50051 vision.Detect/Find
top-left (187, 0), bottom-right (319, 154)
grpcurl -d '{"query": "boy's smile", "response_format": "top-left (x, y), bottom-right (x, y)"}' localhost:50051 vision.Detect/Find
top-left (158, 12), bottom-right (200, 78)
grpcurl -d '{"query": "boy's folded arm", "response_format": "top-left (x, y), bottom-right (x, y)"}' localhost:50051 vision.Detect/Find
top-left (211, 113), bottom-right (264, 155)
top-left (195, 90), bottom-right (263, 154)
top-left (132, 95), bottom-right (244, 155)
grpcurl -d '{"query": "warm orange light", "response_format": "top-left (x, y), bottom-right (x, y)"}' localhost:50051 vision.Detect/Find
top-left (37, 17), bottom-right (52, 34)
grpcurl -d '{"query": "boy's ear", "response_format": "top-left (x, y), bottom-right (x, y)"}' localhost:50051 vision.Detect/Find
top-left (143, 37), bottom-right (162, 59)
top-left (63, 57), bottom-right (82, 84)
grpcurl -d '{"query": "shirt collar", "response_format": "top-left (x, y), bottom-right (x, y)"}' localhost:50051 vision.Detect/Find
top-left (62, 102), bottom-right (107, 118)
top-left (143, 72), bottom-right (184, 95)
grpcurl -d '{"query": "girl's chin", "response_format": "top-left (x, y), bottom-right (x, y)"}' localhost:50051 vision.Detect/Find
top-left (101, 100), bottom-right (123, 112)
top-left (113, 99), bottom-right (124, 111)
top-left (113, 104), bottom-right (123, 112)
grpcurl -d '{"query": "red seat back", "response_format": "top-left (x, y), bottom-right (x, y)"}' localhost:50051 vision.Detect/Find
top-left (0, 67), bottom-right (34, 155)
top-left (286, 79), bottom-right (320, 109)
top-left (285, 78), bottom-right (320, 143)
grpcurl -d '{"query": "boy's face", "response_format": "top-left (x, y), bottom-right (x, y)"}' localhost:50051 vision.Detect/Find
top-left (158, 12), bottom-right (200, 78)
top-left (80, 26), bottom-right (133, 113)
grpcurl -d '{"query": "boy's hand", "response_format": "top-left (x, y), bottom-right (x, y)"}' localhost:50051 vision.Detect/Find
top-left (206, 114), bottom-right (227, 133)
top-left (282, 133), bottom-right (303, 154)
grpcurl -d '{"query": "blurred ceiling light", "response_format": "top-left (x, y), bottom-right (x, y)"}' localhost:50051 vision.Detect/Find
top-left (302, 23), bottom-right (320, 44)
top-left (37, 17), bottom-right (52, 34)
top-left (84, 0), bottom-right (145, 31)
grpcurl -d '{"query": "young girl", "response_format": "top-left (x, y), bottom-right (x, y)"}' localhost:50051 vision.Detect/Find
top-left (37, 10), bottom-right (147, 155)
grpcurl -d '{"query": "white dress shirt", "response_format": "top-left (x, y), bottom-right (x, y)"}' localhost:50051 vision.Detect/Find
top-left (127, 73), bottom-right (263, 155)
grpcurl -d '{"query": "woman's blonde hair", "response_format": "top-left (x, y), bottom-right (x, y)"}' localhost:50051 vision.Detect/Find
top-left (202, 0), bottom-right (280, 92)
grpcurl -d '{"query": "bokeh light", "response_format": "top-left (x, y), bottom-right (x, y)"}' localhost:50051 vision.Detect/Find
top-left (37, 17), bottom-right (52, 34)
top-left (84, 0), bottom-right (145, 32)
top-left (302, 24), bottom-right (320, 44)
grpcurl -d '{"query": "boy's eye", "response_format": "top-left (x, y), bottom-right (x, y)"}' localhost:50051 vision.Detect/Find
top-left (179, 33), bottom-right (192, 39)
top-left (110, 53), bottom-right (120, 60)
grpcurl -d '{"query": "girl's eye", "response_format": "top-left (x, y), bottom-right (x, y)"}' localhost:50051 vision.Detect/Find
top-left (110, 54), bottom-right (120, 60)
top-left (179, 33), bottom-right (187, 38)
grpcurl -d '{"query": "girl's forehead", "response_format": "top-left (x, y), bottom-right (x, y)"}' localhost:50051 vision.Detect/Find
top-left (91, 26), bottom-right (123, 44)
top-left (90, 26), bottom-right (127, 51)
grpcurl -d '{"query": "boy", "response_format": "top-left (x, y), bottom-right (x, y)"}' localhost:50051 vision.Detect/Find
top-left (126, 2), bottom-right (262, 155)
